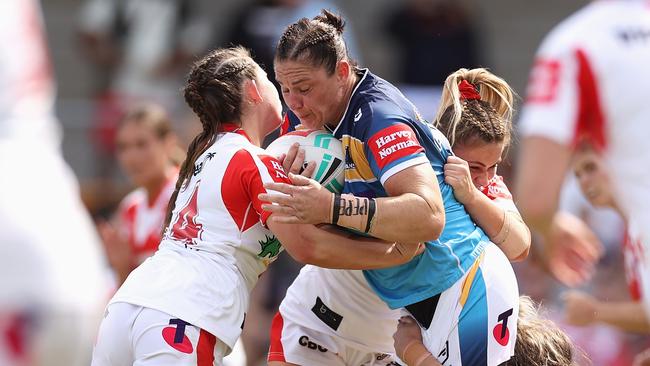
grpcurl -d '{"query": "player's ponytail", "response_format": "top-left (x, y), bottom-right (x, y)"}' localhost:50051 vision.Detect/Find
top-left (314, 9), bottom-right (345, 35)
top-left (164, 47), bottom-right (257, 228)
top-left (434, 68), bottom-right (515, 148)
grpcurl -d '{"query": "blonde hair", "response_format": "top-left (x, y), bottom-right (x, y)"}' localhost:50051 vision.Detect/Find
top-left (504, 296), bottom-right (578, 366)
top-left (434, 68), bottom-right (514, 148)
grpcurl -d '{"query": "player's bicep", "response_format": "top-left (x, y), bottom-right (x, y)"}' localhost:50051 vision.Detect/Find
top-left (383, 162), bottom-right (443, 211)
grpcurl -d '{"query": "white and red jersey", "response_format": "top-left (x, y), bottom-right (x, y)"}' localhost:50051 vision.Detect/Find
top-left (116, 171), bottom-right (177, 265)
top-left (0, 0), bottom-right (59, 145)
top-left (111, 126), bottom-right (290, 349)
top-left (519, 0), bottom-right (650, 283)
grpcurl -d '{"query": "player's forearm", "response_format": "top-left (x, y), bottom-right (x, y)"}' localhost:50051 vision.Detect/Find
top-left (331, 192), bottom-right (444, 243)
top-left (462, 192), bottom-right (530, 261)
top-left (515, 137), bottom-right (570, 240)
top-left (595, 301), bottom-right (650, 333)
top-left (271, 221), bottom-right (414, 269)
top-left (373, 193), bottom-right (445, 243)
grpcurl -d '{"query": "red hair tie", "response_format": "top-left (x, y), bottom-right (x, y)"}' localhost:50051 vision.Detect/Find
top-left (458, 80), bottom-right (481, 100)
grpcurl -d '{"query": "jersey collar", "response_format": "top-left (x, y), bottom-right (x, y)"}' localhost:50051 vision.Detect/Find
top-left (219, 123), bottom-right (251, 142)
top-left (330, 68), bottom-right (369, 136)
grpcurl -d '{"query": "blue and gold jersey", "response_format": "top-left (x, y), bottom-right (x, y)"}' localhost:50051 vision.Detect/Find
top-left (283, 69), bottom-right (488, 309)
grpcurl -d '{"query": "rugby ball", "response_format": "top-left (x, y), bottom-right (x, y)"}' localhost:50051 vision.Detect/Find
top-left (266, 130), bottom-right (345, 193)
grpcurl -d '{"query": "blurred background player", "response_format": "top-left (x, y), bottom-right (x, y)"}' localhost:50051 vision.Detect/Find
top-left (0, 0), bottom-right (109, 365)
top-left (562, 143), bottom-right (649, 333)
top-left (515, 0), bottom-right (650, 295)
top-left (98, 104), bottom-right (182, 285)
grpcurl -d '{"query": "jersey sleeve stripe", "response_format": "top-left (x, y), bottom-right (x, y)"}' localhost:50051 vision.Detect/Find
top-left (379, 155), bottom-right (429, 185)
top-left (573, 48), bottom-right (607, 150)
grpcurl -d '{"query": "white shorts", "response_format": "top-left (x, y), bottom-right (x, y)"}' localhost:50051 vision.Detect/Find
top-left (275, 266), bottom-right (400, 354)
top-left (415, 243), bottom-right (519, 366)
top-left (91, 302), bottom-right (229, 366)
top-left (272, 244), bottom-right (517, 366)
top-left (268, 312), bottom-right (403, 366)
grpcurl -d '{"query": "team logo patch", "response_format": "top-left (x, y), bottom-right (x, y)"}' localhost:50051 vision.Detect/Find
top-left (493, 308), bottom-right (514, 346)
top-left (354, 108), bottom-right (362, 122)
top-left (258, 234), bottom-right (282, 258)
top-left (368, 124), bottom-right (424, 170)
top-left (162, 319), bottom-right (193, 354)
top-left (525, 58), bottom-right (561, 104)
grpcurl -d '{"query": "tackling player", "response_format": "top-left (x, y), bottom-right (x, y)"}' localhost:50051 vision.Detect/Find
top-left (90, 47), bottom-right (419, 366)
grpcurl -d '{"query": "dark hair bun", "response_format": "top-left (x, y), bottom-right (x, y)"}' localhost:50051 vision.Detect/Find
top-left (314, 9), bottom-right (345, 35)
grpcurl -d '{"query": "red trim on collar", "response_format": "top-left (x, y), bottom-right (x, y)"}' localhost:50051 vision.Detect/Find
top-left (219, 123), bottom-right (251, 142)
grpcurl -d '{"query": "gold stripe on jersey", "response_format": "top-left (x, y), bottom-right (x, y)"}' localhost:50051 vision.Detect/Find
top-left (459, 251), bottom-right (485, 307)
top-left (342, 135), bottom-right (377, 182)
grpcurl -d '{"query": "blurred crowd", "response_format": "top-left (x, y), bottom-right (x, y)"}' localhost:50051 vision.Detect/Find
top-left (3, 0), bottom-right (649, 365)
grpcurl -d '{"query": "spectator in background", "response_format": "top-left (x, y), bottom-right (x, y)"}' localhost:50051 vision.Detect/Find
top-left (77, 0), bottom-right (211, 177)
top-left (563, 144), bottom-right (649, 333)
top-left (384, 0), bottom-right (479, 86)
top-left (98, 104), bottom-right (182, 286)
top-left (0, 1), bottom-right (109, 365)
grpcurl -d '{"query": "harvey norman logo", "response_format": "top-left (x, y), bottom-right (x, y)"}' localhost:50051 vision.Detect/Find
top-left (375, 130), bottom-right (417, 160)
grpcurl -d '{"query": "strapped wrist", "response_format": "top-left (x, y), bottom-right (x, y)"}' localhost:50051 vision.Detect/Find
top-left (331, 193), bottom-right (341, 225)
top-left (332, 194), bottom-right (377, 233)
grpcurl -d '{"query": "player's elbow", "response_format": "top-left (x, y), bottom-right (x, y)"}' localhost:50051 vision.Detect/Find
top-left (511, 246), bottom-right (530, 262)
top-left (269, 221), bottom-right (316, 264)
top-left (282, 227), bottom-right (321, 264)
top-left (419, 204), bottom-right (445, 242)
